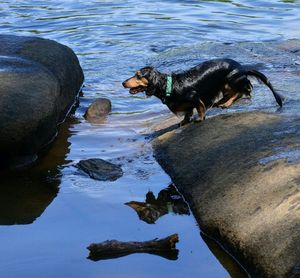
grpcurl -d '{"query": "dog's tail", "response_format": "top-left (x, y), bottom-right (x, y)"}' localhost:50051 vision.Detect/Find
top-left (245, 69), bottom-right (283, 107)
top-left (227, 68), bottom-right (283, 107)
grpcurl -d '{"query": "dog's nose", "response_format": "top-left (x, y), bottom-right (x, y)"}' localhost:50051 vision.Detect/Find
top-left (122, 81), bottom-right (126, 87)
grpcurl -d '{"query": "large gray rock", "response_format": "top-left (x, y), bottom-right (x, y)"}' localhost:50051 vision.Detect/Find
top-left (153, 112), bottom-right (300, 277)
top-left (0, 35), bottom-right (84, 167)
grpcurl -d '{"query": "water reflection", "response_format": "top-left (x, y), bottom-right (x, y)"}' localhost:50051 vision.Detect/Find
top-left (0, 174), bottom-right (58, 225)
top-left (126, 185), bottom-right (190, 224)
top-left (88, 247), bottom-right (179, 261)
top-left (201, 233), bottom-right (249, 278)
top-left (0, 116), bottom-right (77, 225)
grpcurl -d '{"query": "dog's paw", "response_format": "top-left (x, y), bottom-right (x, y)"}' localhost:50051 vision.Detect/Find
top-left (179, 120), bottom-right (191, 127)
top-left (194, 118), bottom-right (205, 124)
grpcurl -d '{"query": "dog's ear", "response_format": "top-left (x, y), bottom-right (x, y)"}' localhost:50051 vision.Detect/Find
top-left (139, 66), bottom-right (164, 97)
top-left (139, 66), bottom-right (155, 79)
top-left (143, 67), bottom-right (162, 85)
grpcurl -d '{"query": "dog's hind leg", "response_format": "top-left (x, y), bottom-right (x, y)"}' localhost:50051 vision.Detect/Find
top-left (218, 93), bottom-right (241, 108)
top-left (214, 95), bottom-right (231, 107)
top-left (196, 100), bottom-right (206, 122)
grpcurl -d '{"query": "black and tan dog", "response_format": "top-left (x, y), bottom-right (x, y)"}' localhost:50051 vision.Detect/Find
top-left (123, 59), bottom-right (283, 125)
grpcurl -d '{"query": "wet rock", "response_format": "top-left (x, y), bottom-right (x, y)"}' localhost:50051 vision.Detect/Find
top-left (0, 35), bottom-right (84, 168)
top-left (84, 98), bottom-right (112, 122)
top-left (77, 158), bottom-right (123, 181)
top-left (153, 112), bottom-right (300, 277)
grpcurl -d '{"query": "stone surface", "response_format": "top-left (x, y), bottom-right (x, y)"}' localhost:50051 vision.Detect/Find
top-left (153, 112), bottom-right (300, 277)
top-left (77, 158), bottom-right (123, 181)
top-left (0, 35), bottom-right (84, 167)
top-left (84, 98), bottom-right (112, 122)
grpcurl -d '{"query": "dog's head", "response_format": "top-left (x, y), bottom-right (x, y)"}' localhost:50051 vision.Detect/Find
top-left (122, 67), bottom-right (161, 96)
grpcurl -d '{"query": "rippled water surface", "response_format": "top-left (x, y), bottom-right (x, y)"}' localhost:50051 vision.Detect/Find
top-left (0, 1), bottom-right (300, 277)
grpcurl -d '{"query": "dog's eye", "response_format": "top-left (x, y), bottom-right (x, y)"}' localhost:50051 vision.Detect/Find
top-left (136, 71), bottom-right (143, 79)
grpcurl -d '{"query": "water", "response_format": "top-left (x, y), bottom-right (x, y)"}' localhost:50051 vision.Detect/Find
top-left (0, 1), bottom-right (300, 277)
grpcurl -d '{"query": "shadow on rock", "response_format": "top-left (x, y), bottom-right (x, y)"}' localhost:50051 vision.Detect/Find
top-left (126, 185), bottom-right (190, 224)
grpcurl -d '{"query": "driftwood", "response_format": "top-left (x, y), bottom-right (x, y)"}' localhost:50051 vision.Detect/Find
top-left (87, 234), bottom-right (179, 261)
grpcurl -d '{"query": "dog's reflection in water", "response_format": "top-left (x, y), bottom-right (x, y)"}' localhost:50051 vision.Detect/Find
top-left (126, 185), bottom-right (190, 224)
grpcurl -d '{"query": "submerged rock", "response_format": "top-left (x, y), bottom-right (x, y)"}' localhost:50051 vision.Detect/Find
top-left (77, 158), bottom-right (123, 181)
top-left (0, 35), bottom-right (84, 168)
top-left (84, 98), bottom-right (112, 122)
top-left (153, 112), bottom-right (300, 277)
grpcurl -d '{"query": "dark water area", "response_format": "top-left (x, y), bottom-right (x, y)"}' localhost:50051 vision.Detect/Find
top-left (0, 1), bottom-right (300, 277)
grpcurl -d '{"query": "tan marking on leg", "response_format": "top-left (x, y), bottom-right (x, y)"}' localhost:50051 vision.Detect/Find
top-left (196, 100), bottom-right (206, 121)
top-left (215, 95), bottom-right (231, 107)
top-left (219, 93), bottom-right (240, 108)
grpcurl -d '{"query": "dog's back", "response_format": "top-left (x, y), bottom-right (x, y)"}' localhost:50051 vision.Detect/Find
top-left (175, 59), bottom-right (243, 107)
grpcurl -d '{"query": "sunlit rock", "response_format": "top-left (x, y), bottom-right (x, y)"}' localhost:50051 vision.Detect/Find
top-left (153, 112), bottom-right (300, 277)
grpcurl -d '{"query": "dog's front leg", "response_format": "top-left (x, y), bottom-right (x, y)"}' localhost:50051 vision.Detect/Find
top-left (180, 110), bottom-right (193, 126)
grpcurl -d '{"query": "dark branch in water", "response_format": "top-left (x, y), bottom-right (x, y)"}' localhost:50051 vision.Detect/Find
top-left (87, 234), bottom-right (179, 261)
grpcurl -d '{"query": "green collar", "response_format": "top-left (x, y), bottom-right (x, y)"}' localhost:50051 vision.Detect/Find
top-left (166, 75), bottom-right (172, 97)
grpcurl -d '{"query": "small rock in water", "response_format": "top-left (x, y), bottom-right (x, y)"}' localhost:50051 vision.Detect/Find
top-left (77, 158), bottom-right (123, 181)
top-left (84, 98), bottom-right (112, 122)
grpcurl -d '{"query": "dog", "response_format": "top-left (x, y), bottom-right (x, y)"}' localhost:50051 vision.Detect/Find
top-left (123, 59), bottom-right (283, 125)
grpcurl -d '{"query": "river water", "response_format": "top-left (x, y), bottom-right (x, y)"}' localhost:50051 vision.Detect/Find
top-left (0, 1), bottom-right (299, 277)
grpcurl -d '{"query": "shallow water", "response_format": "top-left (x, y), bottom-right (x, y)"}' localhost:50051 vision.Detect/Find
top-left (0, 1), bottom-right (300, 277)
